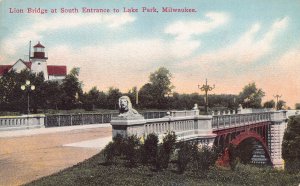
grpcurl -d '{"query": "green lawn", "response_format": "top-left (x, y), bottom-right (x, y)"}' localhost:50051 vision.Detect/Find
top-left (26, 152), bottom-right (300, 186)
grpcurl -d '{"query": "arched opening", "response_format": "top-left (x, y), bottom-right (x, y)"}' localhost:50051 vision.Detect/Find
top-left (230, 131), bottom-right (271, 165)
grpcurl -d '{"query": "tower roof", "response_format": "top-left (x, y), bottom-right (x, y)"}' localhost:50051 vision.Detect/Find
top-left (33, 41), bottom-right (45, 48)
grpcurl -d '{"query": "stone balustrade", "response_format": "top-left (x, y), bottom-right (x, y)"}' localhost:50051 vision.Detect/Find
top-left (0, 115), bottom-right (45, 131)
top-left (111, 114), bottom-right (216, 145)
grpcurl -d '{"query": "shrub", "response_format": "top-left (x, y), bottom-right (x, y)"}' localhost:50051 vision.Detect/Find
top-left (113, 134), bottom-right (125, 156)
top-left (177, 141), bottom-right (193, 174)
top-left (141, 133), bottom-right (159, 165)
top-left (123, 135), bottom-right (141, 167)
top-left (228, 144), bottom-right (239, 170)
top-left (282, 115), bottom-right (300, 172)
top-left (160, 132), bottom-right (177, 169)
top-left (102, 142), bottom-right (116, 164)
top-left (196, 145), bottom-right (219, 171)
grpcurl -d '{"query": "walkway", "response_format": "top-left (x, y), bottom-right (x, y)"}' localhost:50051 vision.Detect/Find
top-left (0, 124), bottom-right (112, 186)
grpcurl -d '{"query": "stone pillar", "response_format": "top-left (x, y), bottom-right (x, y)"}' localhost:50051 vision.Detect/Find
top-left (111, 118), bottom-right (146, 138)
top-left (268, 111), bottom-right (287, 169)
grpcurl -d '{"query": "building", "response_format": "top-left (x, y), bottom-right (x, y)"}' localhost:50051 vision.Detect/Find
top-left (0, 42), bottom-right (67, 81)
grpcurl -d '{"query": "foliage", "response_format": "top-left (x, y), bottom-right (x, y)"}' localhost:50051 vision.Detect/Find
top-left (176, 141), bottom-right (193, 174)
top-left (263, 100), bottom-right (275, 108)
top-left (60, 68), bottom-right (83, 110)
top-left (295, 103), bottom-right (300, 110)
top-left (160, 132), bottom-right (177, 168)
top-left (106, 87), bottom-right (122, 110)
top-left (139, 67), bottom-right (174, 109)
top-left (282, 115), bottom-right (300, 172)
top-left (141, 133), bottom-right (159, 165)
top-left (102, 142), bottom-right (117, 164)
top-left (228, 144), bottom-right (239, 170)
top-left (277, 100), bottom-right (286, 110)
top-left (238, 82), bottom-right (265, 108)
top-left (195, 145), bottom-right (220, 171)
top-left (123, 135), bottom-right (141, 167)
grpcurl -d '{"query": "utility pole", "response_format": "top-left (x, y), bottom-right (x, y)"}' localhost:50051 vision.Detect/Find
top-left (198, 79), bottom-right (215, 114)
top-left (273, 94), bottom-right (282, 110)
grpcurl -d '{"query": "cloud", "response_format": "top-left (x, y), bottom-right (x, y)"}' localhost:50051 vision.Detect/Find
top-left (163, 12), bottom-right (229, 59)
top-left (165, 12), bottom-right (229, 40)
top-left (1, 13), bottom-right (136, 55)
top-left (181, 17), bottom-right (289, 67)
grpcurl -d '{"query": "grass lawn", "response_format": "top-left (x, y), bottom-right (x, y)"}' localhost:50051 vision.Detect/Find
top-left (26, 152), bottom-right (300, 186)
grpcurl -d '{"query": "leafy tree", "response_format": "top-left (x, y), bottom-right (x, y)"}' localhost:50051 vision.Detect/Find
top-left (139, 83), bottom-right (155, 108)
top-left (277, 100), bottom-right (286, 110)
top-left (60, 67), bottom-right (83, 110)
top-left (238, 82), bottom-right (265, 108)
top-left (126, 86), bottom-right (138, 108)
top-left (106, 87), bottom-right (122, 109)
top-left (295, 103), bottom-right (300, 110)
top-left (263, 100), bottom-right (275, 108)
top-left (82, 87), bottom-right (102, 111)
top-left (139, 67), bottom-right (174, 109)
top-left (282, 115), bottom-right (300, 172)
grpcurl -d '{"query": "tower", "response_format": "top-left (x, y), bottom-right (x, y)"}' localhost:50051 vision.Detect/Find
top-left (30, 41), bottom-right (49, 80)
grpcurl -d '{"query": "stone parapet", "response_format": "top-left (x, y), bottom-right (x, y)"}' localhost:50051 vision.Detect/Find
top-left (0, 114), bottom-right (45, 131)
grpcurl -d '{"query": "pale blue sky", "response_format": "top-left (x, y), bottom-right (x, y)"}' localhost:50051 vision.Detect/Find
top-left (0, 0), bottom-right (300, 107)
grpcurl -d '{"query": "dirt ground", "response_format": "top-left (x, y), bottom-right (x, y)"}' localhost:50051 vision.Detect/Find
top-left (0, 127), bottom-right (112, 186)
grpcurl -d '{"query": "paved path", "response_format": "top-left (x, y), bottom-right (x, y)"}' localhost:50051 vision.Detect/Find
top-left (0, 124), bottom-right (112, 186)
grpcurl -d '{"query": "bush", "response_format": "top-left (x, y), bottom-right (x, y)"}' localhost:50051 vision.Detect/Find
top-left (160, 132), bottom-right (177, 169)
top-left (123, 135), bottom-right (141, 167)
top-left (141, 133), bottom-right (159, 165)
top-left (282, 115), bottom-right (300, 172)
top-left (102, 142), bottom-right (116, 164)
top-left (177, 141), bottom-right (193, 174)
top-left (113, 134), bottom-right (125, 156)
top-left (196, 145), bottom-right (219, 171)
top-left (228, 144), bottom-right (239, 170)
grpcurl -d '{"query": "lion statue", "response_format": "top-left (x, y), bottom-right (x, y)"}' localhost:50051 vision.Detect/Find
top-left (118, 96), bottom-right (142, 118)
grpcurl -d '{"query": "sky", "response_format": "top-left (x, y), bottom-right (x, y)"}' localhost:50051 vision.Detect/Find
top-left (0, 0), bottom-right (300, 108)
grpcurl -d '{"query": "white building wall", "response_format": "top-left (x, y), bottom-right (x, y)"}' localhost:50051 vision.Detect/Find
top-left (11, 60), bottom-right (28, 73)
top-left (31, 59), bottom-right (48, 80)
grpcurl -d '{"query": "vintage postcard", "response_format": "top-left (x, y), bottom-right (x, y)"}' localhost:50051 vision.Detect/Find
top-left (0, 0), bottom-right (300, 185)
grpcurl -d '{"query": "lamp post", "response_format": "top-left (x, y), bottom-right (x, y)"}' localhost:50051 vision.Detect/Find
top-left (198, 79), bottom-right (215, 114)
top-left (273, 94), bottom-right (282, 110)
top-left (21, 80), bottom-right (35, 114)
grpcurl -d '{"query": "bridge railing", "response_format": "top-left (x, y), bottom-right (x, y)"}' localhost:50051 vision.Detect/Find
top-left (0, 115), bottom-right (45, 131)
top-left (212, 112), bottom-right (271, 130)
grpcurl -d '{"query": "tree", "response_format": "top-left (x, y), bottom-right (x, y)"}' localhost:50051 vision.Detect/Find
top-left (295, 103), bottom-right (300, 110)
top-left (82, 87), bottom-right (102, 111)
top-left (263, 100), bottom-right (275, 108)
top-left (60, 67), bottom-right (83, 110)
top-left (238, 82), bottom-right (265, 108)
top-left (139, 67), bottom-right (174, 109)
top-left (282, 115), bottom-right (300, 172)
top-left (106, 87), bottom-right (122, 109)
top-left (277, 100), bottom-right (286, 110)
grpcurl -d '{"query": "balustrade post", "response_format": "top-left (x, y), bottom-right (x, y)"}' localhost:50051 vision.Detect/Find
top-left (70, 114), bottom-right (73, 126)
top-left (58, 115), bottom-right (61, 127)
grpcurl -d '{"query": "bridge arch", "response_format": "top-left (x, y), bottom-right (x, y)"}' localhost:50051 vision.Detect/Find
top-left (230, 131), bottom-right (271, 162)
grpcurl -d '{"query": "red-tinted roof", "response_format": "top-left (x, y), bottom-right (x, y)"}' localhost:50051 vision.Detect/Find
top-left (0, 65), bottom-right (12, 76)
top-left (24, 61), bottom-right (32, 69)
top-left (33, 42), bottom-right (45, 48)
top-left (47, 66), bottom-right (67, 76)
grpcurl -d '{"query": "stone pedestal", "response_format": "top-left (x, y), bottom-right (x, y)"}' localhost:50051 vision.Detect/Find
top-left (268, 111), bottom-right (288, 169)
top-left (111, 117), bottom-right (146, 138)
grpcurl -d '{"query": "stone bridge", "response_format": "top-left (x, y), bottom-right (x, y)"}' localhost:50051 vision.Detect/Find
top-left (111, 104), bottom-right (287, 168)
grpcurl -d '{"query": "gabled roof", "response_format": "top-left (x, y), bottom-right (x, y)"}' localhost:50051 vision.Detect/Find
top-left (33, 42), bottom-right (45, 48)
top-left (24, 61), bottom-right (32, 68)
top-left (47, 65), bottom-right (67, 76)
top-left (0, 65), bottom-right (12, 76)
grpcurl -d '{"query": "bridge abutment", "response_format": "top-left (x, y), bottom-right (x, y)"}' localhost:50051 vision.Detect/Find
top-left (268, 111), bottom-right (288, 169)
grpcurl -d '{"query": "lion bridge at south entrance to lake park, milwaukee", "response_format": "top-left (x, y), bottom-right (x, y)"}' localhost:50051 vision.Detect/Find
top-left (111, 97), bottom-right (288, 168)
